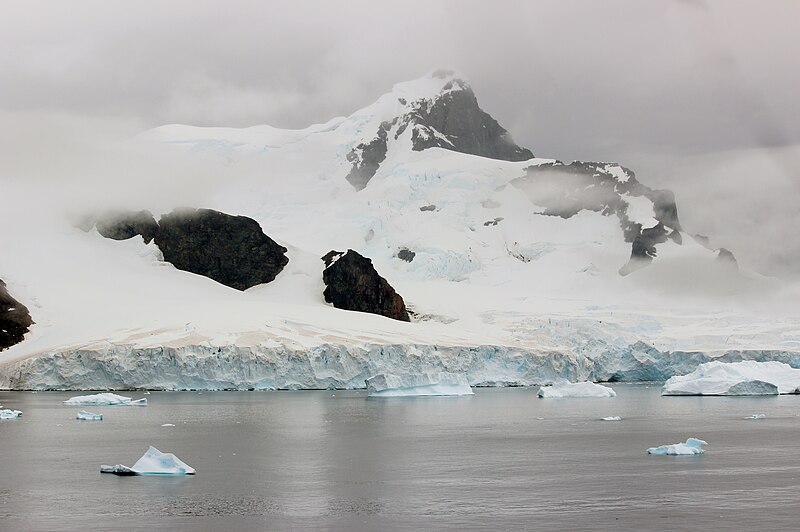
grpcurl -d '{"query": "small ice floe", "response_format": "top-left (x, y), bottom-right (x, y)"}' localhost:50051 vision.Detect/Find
top-left (537, 380), bottom-right (616, 398)
top-left (161, 423), bottom-right (175, 427)
top-left (100, 446), bottom-right (195, 476)
top-left (647, 438), bottom-right (707, 456)
top-left (63, 393), bottom-right (147, 406)
top-left (601, 416), bottom-right (622, 421)
top-left (662, 361), bottom-right (800, 396)
top-left (745, 414), bottom-right (766, 420)
top-left (0, 409), bottom-right (23, 419)
top-left (366, 372), bottom-right (473, 397)
top-left (77, 410), bottom-right (103, 421)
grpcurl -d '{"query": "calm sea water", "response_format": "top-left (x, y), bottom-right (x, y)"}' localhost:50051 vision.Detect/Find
top-left (1, 385), bottom-right (799, 531)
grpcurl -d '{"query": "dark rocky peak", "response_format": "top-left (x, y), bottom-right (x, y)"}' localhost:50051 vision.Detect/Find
top-left (513, 160), bottom-right (684, 275)
top-left (321, 249), bottom-right (410, 322)
top-left (95, 209), bottom-right (159, 244)
top-left (345, 71), bottom-right (533, 190)
top-left (1, 279), bottom-right (33, 351)
top-left (402, 82), bottom-right (533, 162)
top-left (155, 208), bottom-right (288, 291)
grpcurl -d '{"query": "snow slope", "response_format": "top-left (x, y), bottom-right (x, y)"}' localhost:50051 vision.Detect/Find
top-left (1, 71), bottom-right (799, 390)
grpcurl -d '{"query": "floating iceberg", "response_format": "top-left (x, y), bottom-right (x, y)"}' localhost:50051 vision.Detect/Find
top-left (77, 410), bottom-right (103, 421)
top-left (745, 414), bottom-right (766, 420)
top-left (537, 380), bottom-right (616, 398)
top-left (647, 438), bottom-right (707, 456)
top-left (601, 416), bottom-right (621, 421)
top-left (63, 393), bottom-right (147, 406)
top-left (0, 409), bottom-right (23, 419)
top-left (366, 372), bottom-right (473, 397)
top-left (662, 361), bottom-right (800, 396)
top-left (100, 446), bottom-right (195, 476)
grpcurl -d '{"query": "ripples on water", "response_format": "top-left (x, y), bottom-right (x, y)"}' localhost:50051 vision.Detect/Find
top-left (1, 386), bottom-right (798, 530)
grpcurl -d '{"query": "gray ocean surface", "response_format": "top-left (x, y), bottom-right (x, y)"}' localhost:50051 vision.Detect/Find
top-left (1, 385), bottom-right (799, 531)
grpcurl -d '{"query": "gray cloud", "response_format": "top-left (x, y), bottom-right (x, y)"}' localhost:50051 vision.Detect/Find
top-left (1, 0), bottom-right (798, 277)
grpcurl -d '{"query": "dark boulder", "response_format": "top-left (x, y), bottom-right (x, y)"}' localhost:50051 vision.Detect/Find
top-left (1, 279), bottom-right (33, 351)
top-left (397, 249), bottom-right (416, 262)
top-left (154, 208), bottom-right (288, 290)
top-left (321, 250), bottom-right (410, 321)
top-left (96, 210), bottom-right (159, 243)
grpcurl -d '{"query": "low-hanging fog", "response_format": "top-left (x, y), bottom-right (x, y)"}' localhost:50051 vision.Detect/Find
top-left (1, 0), bottom-right (798, 280)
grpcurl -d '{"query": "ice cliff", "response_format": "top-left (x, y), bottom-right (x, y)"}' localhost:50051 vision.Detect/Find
top-left (2, 342), bottom-right (799, 391)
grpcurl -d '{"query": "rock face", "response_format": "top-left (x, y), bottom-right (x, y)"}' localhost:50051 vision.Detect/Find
top-left (155, 208), bottom-right (288, 290)
top-left (345, 72), bottom-right (532, 190)
top-left (512, 161), bottom-right (684, 275)
top-left (0, 279), bottom-right (33, 351)
top-left (95, 210), bottom-right (159, 243)
top-left (321, 250), bottom-right (410, 321)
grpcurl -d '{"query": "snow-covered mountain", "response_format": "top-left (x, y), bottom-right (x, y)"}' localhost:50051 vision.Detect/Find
top-left (1, 70), bottom-right (798, 390)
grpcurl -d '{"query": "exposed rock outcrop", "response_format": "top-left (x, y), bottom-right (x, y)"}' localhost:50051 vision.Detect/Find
top-left (513, 161), bottom-right (684, 275)
top-left (95, 209), bottom-right (159, 243)
top-left (345, 72), bottom-right (532, 190)
top-left (155, 208), bottom-right (288, 290)
top-left (0, 279), bottom-right (33, 351)
top-left (321, 250), bottom-right (410, 321)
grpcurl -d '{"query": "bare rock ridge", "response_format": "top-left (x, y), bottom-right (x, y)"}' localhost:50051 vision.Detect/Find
top-left (1, 279), bottom-right (33, 351)
top-left (346, 72), bottom-right (533, 190)
top-left (322, 250), bottom-right (410, 322)
top-left (155, 208), bottom-right (289, 291)
top-left (511, 160), bottom-right (708, 275)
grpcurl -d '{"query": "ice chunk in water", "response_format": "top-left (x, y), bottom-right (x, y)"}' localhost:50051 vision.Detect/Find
top-left (0, 409), bottom-right (23, 419)
top-left (601, 416), bottom-right (621, 421)
top-left (745, 414), bottom-right (766, 420)
top-left (100, 446), bottom-right (195, 476)
top-left (537, 380), bottom-right (616, 398)
top-left (647, 438), bottom-right (707, 456)
top-left (64, 393), bottom-right (147, 406)
top-left (77, 410), bottom-right (103, 421)
top-left (366, 372), bottom-right (473, 397)
top-left (663, 361), bottom-right (800, 396)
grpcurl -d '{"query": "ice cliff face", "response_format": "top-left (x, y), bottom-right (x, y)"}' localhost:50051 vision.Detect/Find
top-left (2, 342), bottom-right (799, 391)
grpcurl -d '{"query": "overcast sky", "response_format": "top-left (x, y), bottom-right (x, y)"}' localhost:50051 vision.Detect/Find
top-left (1, 0), bottom-right (798, 278)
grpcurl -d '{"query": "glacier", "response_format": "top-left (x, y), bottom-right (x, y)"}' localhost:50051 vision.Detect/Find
top-left (537, 380), bottom-right (616, 398)
top-left (366, 372), bottom-right (473, 397)
top-left (647, 438), bottom-right (707, 456)
top-left (76, 410), bottom-right (103, 421)
top-left (100, 446), bottom-right (195, 476)
top-left (63, 392), bottom-right (148, 406)
top-left (662, 361), bottom-right (800, 396)
top-left (1, 342), bottom-right (800, 391)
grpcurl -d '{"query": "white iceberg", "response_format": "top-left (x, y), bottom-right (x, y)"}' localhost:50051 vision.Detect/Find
top-left (63, 392), bottom-right (147, 406)
top-left (601, 416), bottom-right (621, 421)
top-left (537, 380), bottom-right (616, 398)
top-left (0, 409), bottom-right (23, 419)
top-left (647, 438), bottom-right (707, 456)
top-left (77, 410), bottom-right (103, 421)
top-left (100, 446), bottom-right (195, 476)
top-left (662, 361), bottom-right (800, 396)
top-left (745, 414), bottom-right (766, 420)
top-left (366, 372), bottom-right (473, 397)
